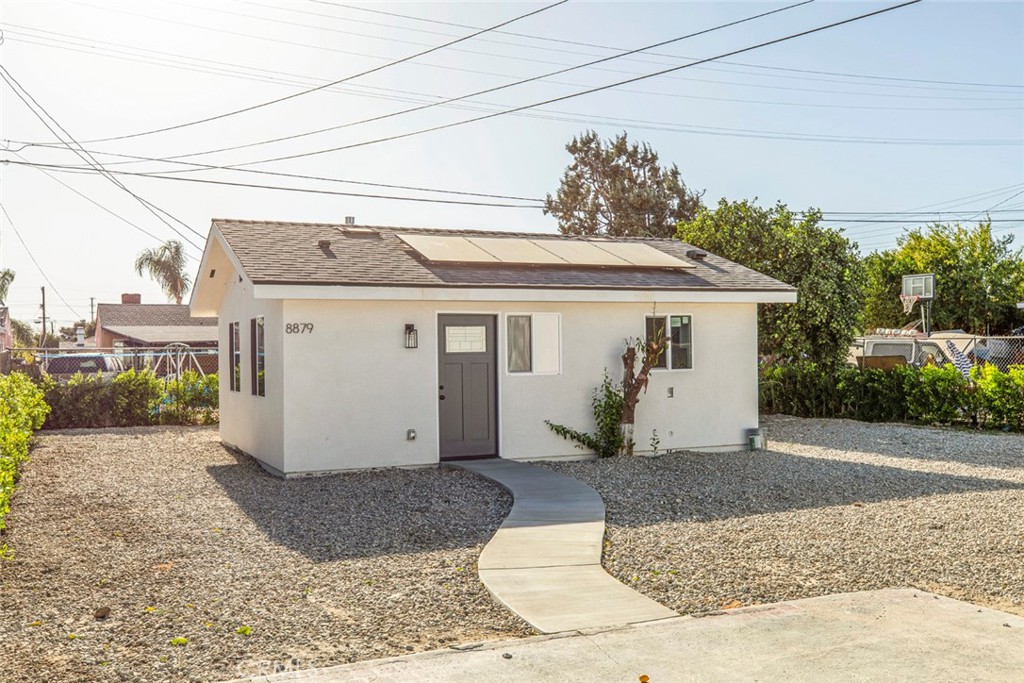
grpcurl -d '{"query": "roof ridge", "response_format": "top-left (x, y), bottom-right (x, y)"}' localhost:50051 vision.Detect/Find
top-left (210, 218), bottom-right (681, 242)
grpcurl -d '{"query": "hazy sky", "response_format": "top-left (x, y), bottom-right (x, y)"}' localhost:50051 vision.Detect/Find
top-left (1, 0), bottom-right (1022, 326)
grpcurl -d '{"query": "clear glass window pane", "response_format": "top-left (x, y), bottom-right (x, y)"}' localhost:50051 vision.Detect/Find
top-left (508, 316), bottom-right (532, 373)
top-left (446, 325), bottom-right (487, 353)
top-left (232, 322), bottom-right (241, 392)
top-left (646, 317), bottom-right (667, 368)
top-left (670, 315), bottom-right (692, 369)
top-left (256, 317), bottom-right (265, 397)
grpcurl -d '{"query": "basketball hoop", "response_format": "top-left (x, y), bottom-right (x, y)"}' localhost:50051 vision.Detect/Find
top-left (900, 294), bottom-right (920, 315)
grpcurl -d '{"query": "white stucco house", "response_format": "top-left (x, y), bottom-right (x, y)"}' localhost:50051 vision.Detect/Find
top-left (190, 219), bottom-right (796, 477)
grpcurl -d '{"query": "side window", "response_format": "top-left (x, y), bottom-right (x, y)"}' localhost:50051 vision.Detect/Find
top-left (229, 322), bottom-right (241, 392)
top-left (507, 313), bottom-right (560, 375)
top-left (646, 315), bottom-right (693, 370)
top-left (670, 315), bottom-right (692, 369)
top-left (645, 317), bottom-right (668, 369)
top-left (251, 316), bottom-right (265, 397)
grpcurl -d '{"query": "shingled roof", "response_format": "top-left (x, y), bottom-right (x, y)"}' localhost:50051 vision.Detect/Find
top-left (96, 304), bottom-right (217, 327)
top-left (212, 220), bottom-right (795, 293)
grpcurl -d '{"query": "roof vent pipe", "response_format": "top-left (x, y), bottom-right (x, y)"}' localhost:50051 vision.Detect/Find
top-left (344, 216), bottom-right (356, 225)
top-left (318, 239), bottom-right (332, 250)
top-left (686, 249), bottom-right (708, 261)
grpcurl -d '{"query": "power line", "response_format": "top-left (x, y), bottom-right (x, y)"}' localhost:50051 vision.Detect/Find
top-left (191, 1), bottom-right (944, 168)
top-left (0, 159), bottom-right (546, 208)
top-left (0, 66), bottom-right (206, 251)
top-left (9, 22), bottom-right (1020, 107)
top-left (12, 152), bottom-right (201, 261)
top-left (72, 0), bottom-right (570, 144)
top-left (24, 0), bottom-right (817, 166)
top-left (12, 143), bottom-right (547, 201)
top-left (0, 203), bottom-right (86, 320)
top-left (316, 0), bottom-right (1024, 90)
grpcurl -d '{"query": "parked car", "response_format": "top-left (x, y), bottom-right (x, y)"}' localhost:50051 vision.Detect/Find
top-left (44, 354), bottom-right (125, 381)
top-left (849, 336), bottom-right (954, 369)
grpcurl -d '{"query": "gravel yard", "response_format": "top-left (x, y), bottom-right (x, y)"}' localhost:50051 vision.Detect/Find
top-left (546, 415), bottom-right (1024, 617)
top-left (0, 427), bottom-right (530, 683)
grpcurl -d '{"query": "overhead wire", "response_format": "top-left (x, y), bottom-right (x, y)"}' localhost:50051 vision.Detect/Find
top-left (68, 0), bottom-right (571, 144)
top-left (20, 0), bottom-right (817, 166)
top-left (0, 203), bottom-right (86, 320)
top-left (172, 1), bottom-right (945, 169)
top-left (0, 66), bottom-right (206, 251)
top-left (314, 0), bottom-right (1024, 90)
top-left (0, 159), bottom-right (547, 208)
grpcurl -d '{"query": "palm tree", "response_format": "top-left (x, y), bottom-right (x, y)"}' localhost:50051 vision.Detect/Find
top-left (134, 240), bottom-right (192, 304)
top-left (0, 268), bottom-right (14, 304)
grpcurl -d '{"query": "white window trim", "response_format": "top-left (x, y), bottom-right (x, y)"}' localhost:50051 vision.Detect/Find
top-left (504, 312), bottom-right (562, 376)
top-left (644, 313), bottom-right (695, 373)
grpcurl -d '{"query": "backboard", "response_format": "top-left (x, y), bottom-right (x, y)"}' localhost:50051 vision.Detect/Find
top-left (902, 273), bottom-right (936, 301)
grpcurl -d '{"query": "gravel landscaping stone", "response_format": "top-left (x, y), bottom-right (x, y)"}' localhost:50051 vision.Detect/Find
top-left (0, 427), bottom-right (530, 682)
top-left (545, 415), bottom-right (1024, 618)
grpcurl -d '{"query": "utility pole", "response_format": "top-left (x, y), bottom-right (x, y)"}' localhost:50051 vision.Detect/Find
top-left (90, 297), bottom-right (95, 324)
top-left (40, 286), bottom-right (46, 348)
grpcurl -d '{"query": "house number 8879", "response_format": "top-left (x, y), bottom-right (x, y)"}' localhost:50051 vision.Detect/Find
top-left (285, 323), bottom-right (314, 334)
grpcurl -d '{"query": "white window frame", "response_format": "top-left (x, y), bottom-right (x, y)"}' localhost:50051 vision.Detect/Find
top-left (504, 312), bottom-right (561, 376)
top-left (645, 314), bottom-right (695, 372)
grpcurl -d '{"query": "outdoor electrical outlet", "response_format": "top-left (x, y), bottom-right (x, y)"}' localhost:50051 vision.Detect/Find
top-left (407, 429), bottom-right (416, 441)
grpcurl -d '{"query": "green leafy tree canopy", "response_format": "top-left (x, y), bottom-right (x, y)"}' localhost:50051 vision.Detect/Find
top-left (863, 221), bottom-right (1024, 334)
top-left (134, 240), bottom-right (192, 304)
top-left (677, 199), bottom-right (864, 367)
top-left (544, 130), bottom-right (702, 237)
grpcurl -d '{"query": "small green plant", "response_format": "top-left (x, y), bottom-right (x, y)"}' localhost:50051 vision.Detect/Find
top-left (649, 429), bottom-right (661, 455)
top-left (546, 372), bottom-right (624, 458)
top-left (234, 625), bottom-right (252, 636)
top-left (169, 637), bottom-right (188, 647)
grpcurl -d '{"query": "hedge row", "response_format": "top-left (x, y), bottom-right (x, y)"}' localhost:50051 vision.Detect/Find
top-left (0, 372), bottom-right (49, 534)
top-left (760, 361), bottom-right (1024, 429)
top-left (41, 369), bottom-right (219, 430)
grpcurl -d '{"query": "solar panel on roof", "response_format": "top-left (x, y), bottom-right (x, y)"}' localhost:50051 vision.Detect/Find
top-left (467, 237), bottom-right (569, 264)
top-left (397, 233), bottom-right (693, 269)
top-left (397, 234), bottom-right (498, 263)
top-left (530, 240), bottom-right (632, 266)
top-left (591, 242), bottom-right (693, 268)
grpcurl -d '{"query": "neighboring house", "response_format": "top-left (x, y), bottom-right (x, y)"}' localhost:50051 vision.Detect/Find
top-left (95, 295), bottom-right (218, 373)
top-left (191, 219), bottom-right (797, 477)
top-left (0, 306), bottom-right (12, 352)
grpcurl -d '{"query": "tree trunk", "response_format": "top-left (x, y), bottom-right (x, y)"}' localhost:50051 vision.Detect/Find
top-left (618, 423), bottom-right (634, 457)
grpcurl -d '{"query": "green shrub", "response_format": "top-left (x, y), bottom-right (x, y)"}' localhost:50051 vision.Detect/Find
top-left (41, 372), bottom-right (114, 429)
top-left (973, 364), bottom-right (1024, 429)
top-left (160, 371), bottom-right (219, 425)
top-left (42, 369), bottom-right (216, 429)
top-left (546, 372), bottom-right (624, 458)
top-left (906, 365), bottom-right (970, 424)
top-left (0, 372), bottom-right (49, 531)
top-left (111, 369), bottom-right (163, 427)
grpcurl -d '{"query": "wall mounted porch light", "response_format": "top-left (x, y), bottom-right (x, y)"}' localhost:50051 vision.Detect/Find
top-left (404, 324), bottom-right (418, 349)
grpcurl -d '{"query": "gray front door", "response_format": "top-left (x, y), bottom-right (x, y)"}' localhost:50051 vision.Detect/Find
top-left (438, 315), bottom-right (497, 460)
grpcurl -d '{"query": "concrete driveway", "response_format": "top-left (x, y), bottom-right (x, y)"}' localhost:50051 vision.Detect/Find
top-left (229, 588), bottom-right (1024, 682)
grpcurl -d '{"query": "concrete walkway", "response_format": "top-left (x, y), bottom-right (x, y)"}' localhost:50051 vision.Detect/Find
top-left (228, 589), bottom-right (1024, 682)
top-left (453, 458), bottom-right (676, 633)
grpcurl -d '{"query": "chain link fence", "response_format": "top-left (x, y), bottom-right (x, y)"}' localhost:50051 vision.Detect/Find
top-left (3, 345), bottom-right (218, 380)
